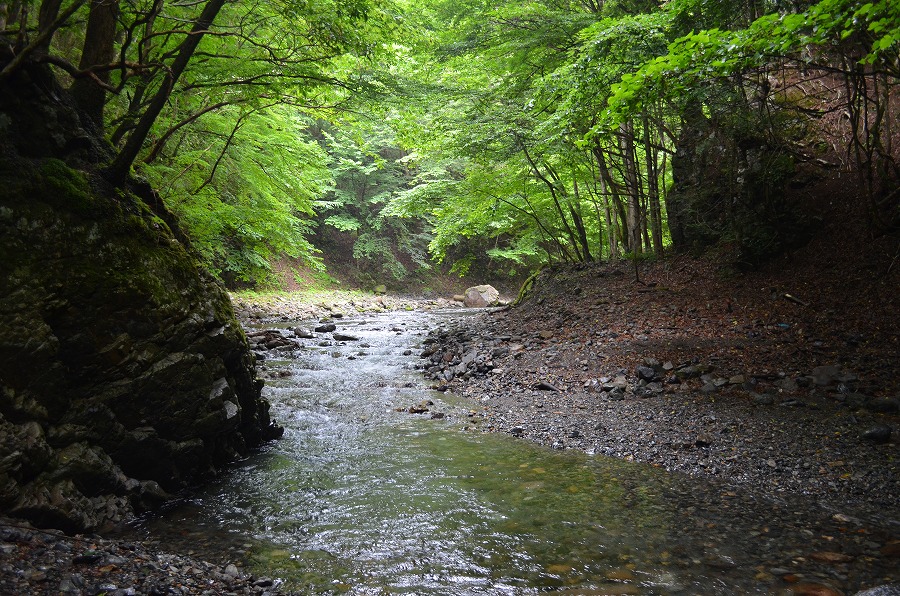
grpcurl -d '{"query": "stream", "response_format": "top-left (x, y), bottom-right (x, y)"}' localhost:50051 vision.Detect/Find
top-left (124, 309), bottom-right (897, 595)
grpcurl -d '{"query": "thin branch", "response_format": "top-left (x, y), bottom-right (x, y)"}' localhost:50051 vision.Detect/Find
top-left (38, 54), bottom-right (119, 92)
top-left (143, 100), bottom-right (236, 163)
top-left (193, 102), bottom-right (277, 194)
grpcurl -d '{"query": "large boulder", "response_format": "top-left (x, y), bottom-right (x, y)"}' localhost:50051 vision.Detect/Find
top-left (463, 285), bottom-right (500, 308)
top-left (0, 67), bottom-right (281, 533)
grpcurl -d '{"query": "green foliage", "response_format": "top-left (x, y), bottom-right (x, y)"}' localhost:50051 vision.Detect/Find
top-left (314, 119), bottom-right (434, 284)
top-left (98, 0), bottom-right (408, 287)
top-left (604, 0), bottom-right (900, 122)
top-left (142, 106), bottom-right (330, 285)
top-left (21, 0), bottom-right (895, 284)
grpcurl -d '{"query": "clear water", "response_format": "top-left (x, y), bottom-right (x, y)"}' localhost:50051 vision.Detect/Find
top-left (125, 310), bottom-right (898, 595)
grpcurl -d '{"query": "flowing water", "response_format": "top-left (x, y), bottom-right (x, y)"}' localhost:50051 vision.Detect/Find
top-left (125, 310), bottom-right (897, 595)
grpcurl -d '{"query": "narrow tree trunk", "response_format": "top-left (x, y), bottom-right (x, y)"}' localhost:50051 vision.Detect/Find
top-left (603, 184), bottom-right (617, 261)
top-left (584, 152), bottom-right (605, 256)
top-left (520, 141), bottom-right (584, 261)
top-left (570, 179), bottom-right (593, 261)
top-left (109, 0), bottom-right (163, 146)
top-left (592, 145), bottom-right (623, 260)
top-left (36, 0), bottom-right (63, 53)
top-left (619, 121), bottom-right (642, 255)
top-left (643, 110), bottom-right (663, 256)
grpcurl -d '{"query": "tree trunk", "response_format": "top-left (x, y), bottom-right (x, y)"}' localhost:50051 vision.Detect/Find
top-left (592, 145), bottom-right (623, 260)
top-left (71, 0), bottom-right (119, 128)
top-left (109, 0), bottom-right (163, 146)
top-left (619, 121), bottom-right (642, 255)
top-left (570, 179), bottom-right (593, 261)
top-left (585, 153), bottom-right (605, 257)
top-left (106, 0), bottom-right (227, 185)
top-left (37, 0), bottom-right (63, 53)
top-left (520, 141), bottom-right (584, 261)
top-left (643, 110), bottom-right (663, 256)
top-left (603, 182), bottom-right (617, 261)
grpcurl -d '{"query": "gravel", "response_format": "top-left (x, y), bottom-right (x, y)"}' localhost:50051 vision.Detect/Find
top-left (0, 517), bottom-right (283, 595)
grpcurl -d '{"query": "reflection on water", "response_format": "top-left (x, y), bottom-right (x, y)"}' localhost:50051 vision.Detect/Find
top-left (125, 311), bottom-right (897, 595)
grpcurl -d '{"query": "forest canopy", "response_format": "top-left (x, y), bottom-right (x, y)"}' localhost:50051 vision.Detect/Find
top-left (1, 0), bottom-right (897, 286)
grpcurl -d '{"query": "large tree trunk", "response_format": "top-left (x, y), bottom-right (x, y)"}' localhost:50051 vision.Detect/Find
top-left (667, 101), bottom-right (707, 251)
top-left (70, 0), bottom-right (119, 128)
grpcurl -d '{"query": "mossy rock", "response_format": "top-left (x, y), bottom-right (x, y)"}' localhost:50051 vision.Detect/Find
top-left (0, 157), bottom-right (281, 532)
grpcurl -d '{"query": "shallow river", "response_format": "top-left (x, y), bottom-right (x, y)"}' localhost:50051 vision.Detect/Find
top-left (125, 310), bottom-right (897, 594)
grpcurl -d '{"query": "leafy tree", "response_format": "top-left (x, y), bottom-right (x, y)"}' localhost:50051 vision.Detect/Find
top-left (313, 118), bottom-right (434, 285)
top-left (142, 105), bottom-right (331, 284)
top-left (1, 0), bottom-right (399, 285)
top-left (390, 0), bottom-right (898, 273)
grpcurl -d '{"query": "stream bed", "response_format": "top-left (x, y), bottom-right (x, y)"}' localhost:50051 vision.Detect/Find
top-left (124, 310), bottom-right (898, 595)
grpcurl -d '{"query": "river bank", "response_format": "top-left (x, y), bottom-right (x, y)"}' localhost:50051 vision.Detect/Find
top-left (235, 283), bottom-right (898, 594)
top-left (237, 280), bottom-right (899, 560)
top-left (417, 261), bottom-right (900, 515)
top-left (0, 516), bottom-right (283, 595)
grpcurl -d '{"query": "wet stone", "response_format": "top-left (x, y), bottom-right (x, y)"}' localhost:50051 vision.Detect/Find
top-left (868, 397), bottom-right (899, 414)
top-left (861, 425), bottom-right (892, 444)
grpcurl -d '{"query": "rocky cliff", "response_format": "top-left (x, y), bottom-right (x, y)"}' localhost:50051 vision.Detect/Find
top-left (0, 65), bottom-right (282, 533)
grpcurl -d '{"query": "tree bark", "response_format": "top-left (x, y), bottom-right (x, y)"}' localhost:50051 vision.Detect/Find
top-left (603, 184), bottom-right (617, 261)
top-left (592, 145), bottom-right (623, 260)
top-left (71, 0), bottom-right (119, 128)
top-left (37, 0), bottom-right (63, 53)
top-left (109, 0), bottom-right (163, 146)
top-left (520, 140), bottom-right (584, 261)
top-left (570, 178), bottom-right (593, 261)
top-left (643, 110), bottom-right (663, 256)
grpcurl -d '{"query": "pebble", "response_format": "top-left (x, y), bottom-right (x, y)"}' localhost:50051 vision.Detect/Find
top-left (208, 290), bottom-right (900, 595)
top-left (861, 425), bottom-right (892, 443)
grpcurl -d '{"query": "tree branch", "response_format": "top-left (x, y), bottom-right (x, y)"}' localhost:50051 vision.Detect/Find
top-left (106, 0), bottom-right (227, 185)
top-left (143, 100), bottom-right (235, 164)
top-left (0, 0), bottom-right (87, 84)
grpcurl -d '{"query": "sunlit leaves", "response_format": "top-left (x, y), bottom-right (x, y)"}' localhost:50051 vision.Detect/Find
top-left (142, 105), bottom-right (330, 284)
top-left (603, 0), bottom-right (900, 128)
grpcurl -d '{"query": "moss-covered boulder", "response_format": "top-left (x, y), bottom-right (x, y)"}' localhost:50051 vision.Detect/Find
top-left (0, 68), bottom-right (281, 534)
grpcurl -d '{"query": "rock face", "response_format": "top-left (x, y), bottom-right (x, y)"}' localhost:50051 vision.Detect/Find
top-left (463, 285), bottom-right (500, 308)
top-left (0, 66), bottom-right (281, 533)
